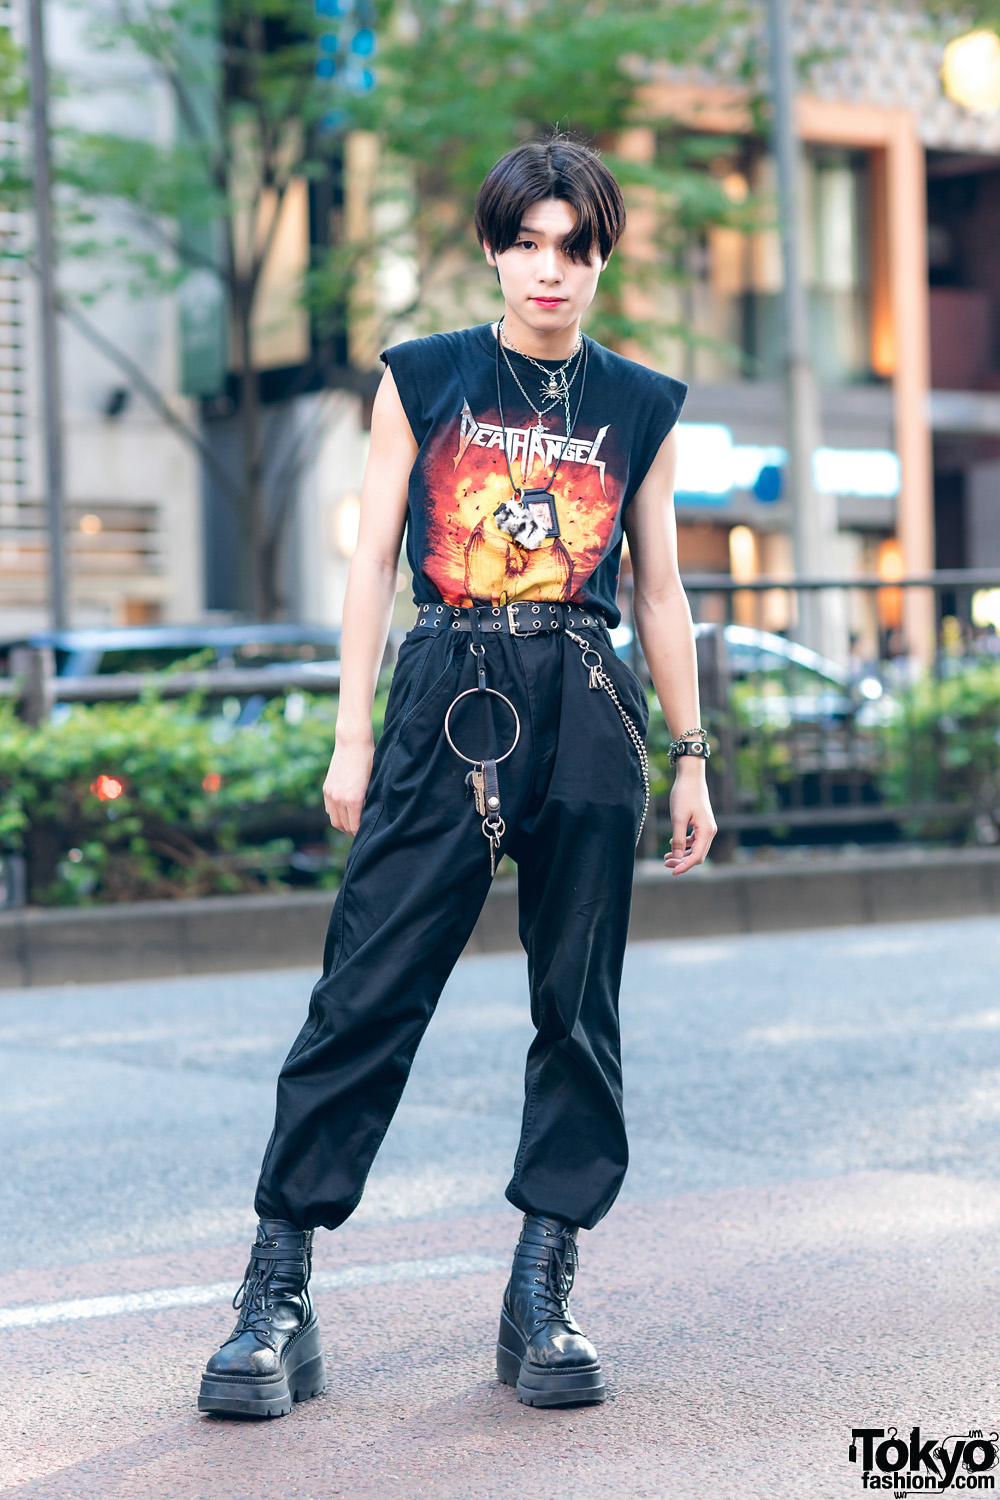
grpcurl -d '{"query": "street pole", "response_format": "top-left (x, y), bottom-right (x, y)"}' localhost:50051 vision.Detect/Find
top-left (765, 0), bottom-right (833, 647)
top-left (27, 0), bottom-right (68, 632)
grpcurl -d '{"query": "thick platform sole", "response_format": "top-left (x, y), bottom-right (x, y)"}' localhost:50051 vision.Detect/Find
top-left (198, 1318), bottom-right (326, 1418)
top-left (496, 1308), bottom-right (606, 1408)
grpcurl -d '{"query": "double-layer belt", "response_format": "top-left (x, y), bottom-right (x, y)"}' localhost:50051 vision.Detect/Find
top-left (415, 600), bottom-right (609, 635)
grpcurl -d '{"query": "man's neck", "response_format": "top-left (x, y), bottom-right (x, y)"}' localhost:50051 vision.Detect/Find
top-left (493, 307), bottom-right (582, 360)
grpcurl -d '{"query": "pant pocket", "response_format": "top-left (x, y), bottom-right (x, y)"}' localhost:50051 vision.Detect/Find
top-left (382, 632), bottom-right (438, 733)
top-left (381, 642), bottom-right (468, 812)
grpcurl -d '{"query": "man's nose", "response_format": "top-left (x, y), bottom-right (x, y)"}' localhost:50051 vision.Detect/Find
top-left (537, 249), bottom-right (563, 283)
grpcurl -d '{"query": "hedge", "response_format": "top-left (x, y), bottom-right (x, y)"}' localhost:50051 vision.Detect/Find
top-left (0, 684), bottom-right (392, 905)
top-left (3, 660), bottom-right (998, 905)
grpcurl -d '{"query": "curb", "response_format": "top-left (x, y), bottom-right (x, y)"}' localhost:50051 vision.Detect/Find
top-left (3, 848), bottom-right (1000, 989)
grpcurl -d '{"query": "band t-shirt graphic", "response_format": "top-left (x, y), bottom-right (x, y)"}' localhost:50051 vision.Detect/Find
top-left (380, 323), bottom-right (687, 628)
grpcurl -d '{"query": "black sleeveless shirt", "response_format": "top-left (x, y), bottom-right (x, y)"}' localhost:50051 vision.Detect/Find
top-left (380, 323), bottom-right (686, 628)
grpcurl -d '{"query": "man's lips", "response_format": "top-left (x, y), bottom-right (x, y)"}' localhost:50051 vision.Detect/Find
top-left (531, 296), bottom-right (565, 307)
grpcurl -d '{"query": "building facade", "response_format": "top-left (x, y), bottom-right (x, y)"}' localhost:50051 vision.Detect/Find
top-left (0, 0), bottom-right (202, 635)
top-left (4, 0), bottom-right (1000, 643)
top-left (626, 0), bottom-right (1000, 658)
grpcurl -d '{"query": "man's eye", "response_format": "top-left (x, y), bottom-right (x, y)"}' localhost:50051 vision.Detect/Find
top-left (515, 239), bottom-right (536, 250)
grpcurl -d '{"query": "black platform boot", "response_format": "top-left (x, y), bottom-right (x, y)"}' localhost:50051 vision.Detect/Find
top-left (496, 1213), bottom-right (606, 1407)
top-left (198, 1219), bottom-right (326, 1418)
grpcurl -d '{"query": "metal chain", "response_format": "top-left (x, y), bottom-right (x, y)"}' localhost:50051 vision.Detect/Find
top-left (499, 338), bottom-right (583, 436)
top-left (495, 326), bottom-right (589, 504)
top-left (565, 628), bottom-right (650, 847)
top-left (499, 317), bottom-right (582, 394)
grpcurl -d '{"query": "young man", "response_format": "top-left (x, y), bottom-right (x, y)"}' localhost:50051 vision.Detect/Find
top-left (198, 137), bottom-right (716, 1418)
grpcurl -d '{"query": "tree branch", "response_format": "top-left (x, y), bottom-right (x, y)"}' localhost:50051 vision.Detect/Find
top-left (44, 275), bottom-right (241, 508)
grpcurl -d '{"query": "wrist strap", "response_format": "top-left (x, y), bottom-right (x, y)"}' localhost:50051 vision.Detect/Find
top-left (669, 735), bottom-right (711, 766)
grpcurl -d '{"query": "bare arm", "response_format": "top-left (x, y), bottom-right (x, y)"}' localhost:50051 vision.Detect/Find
top-left (623, 427), bottom-right (717, 874)
top-left (323, 366), bottom-right (416, 834)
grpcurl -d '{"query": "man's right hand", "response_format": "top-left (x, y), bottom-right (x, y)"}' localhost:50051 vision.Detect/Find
top-left (323, 737), bottom-right (375, 835)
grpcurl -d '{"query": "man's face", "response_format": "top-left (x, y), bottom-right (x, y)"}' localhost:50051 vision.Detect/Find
top-left (485, 197), bottom-right (605, 334)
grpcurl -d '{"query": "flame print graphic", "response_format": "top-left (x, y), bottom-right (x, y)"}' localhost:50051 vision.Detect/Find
top-left (417, 408), bottom-right (622, 608)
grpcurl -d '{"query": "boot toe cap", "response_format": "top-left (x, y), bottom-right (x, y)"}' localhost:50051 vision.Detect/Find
top-left (206, 1332), bottom-right (281, 1378)
top-left (526, 1328), bottom-right (598, 1369)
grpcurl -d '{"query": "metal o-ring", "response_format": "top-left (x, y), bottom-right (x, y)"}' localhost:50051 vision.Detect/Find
top-left (443, 687), bottom-right (521, 766)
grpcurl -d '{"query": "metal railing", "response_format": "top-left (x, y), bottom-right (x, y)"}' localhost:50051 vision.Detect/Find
top-left (0, 645), bottom-right (342, 724)
top-left (5, 572), bottom-right (1000, 858)
top-left (618, 570), bottom-right (1000, 857)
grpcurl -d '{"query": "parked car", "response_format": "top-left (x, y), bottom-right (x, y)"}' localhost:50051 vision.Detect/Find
top-left (610, 620), bottom-right (903, 844)
top-left (610, 620), bottom-right (898, 728)
top-left (0, 623), bottom-right (344, 680)
top-left (0, 623), bottom-right (351, 728)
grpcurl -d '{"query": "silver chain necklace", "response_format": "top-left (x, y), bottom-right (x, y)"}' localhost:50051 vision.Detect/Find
top-left (497, 318), bottom-right (584, 436)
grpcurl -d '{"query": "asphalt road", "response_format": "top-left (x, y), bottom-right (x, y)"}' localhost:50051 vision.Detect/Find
top-left (2, 914), bottom-right (1000, 1498)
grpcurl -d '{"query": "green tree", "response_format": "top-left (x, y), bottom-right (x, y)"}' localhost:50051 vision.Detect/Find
top-left (1, 0), bottom-right (749, 619)
top-left (925, 1), bottom-right (1000, 31)
top-left (348, 0), bottom-right (752, 350)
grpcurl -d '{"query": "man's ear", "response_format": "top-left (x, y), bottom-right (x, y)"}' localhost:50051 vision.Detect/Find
top-left (484, 244), bottom-right (502, 287)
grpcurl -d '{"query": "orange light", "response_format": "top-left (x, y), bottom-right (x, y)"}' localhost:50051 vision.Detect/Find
top-left (876, 537), bottom-right (905, 630)
top-left (870, 309), bottom-right (897, 379)
top-left (90, 774), bottom-right (124, 801)
top-left (729, 524), bottom-right (758, 583)
top-left (202, 772), bottom-right (222, 792)
top-left (877, 538), bottom-right (905, 582)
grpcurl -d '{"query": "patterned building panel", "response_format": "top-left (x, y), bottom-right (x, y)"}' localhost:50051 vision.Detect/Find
top-left (794, 0), bottom-right (1000, 152)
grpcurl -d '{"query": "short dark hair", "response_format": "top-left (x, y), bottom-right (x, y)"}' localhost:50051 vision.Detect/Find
top-left (475, 138), bottom-right (626, 265)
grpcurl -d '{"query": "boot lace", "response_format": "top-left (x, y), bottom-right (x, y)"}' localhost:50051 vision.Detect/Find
top-left (225, 1239), bottom-right (300, 1351)
top-left (531, 1228), bottom-right (579, 1327)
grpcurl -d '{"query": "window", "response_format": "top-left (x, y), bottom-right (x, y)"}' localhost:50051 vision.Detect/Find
top-left (657, 137), bottom-right (874, 386)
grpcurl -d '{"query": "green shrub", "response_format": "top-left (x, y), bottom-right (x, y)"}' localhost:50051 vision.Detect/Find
top-left (878, 662), bottom-right (1000, 843)
top-left (0, 679), bottom-right (394, 905)
top-left (7, 656), bottom-right (997, 905)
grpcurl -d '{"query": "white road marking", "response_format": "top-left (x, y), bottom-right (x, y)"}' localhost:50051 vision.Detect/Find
top-left (0, 1253), bottom-right (506, 1331)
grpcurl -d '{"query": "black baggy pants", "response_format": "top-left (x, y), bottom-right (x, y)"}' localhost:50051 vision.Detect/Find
top-left (254, 606), bottom-right (651, 1234)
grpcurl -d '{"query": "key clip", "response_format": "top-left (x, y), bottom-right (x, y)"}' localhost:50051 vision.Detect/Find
top-left (445, 688), bottom-right (520, 879)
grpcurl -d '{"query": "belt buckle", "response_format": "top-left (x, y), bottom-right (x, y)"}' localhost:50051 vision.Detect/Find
top-left (506, 602), bottom-right (529, 637)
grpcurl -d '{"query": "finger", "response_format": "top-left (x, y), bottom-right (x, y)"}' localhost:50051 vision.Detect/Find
top-left (669, 815), bottom-right (691, 854)
top-left (664, 819), bottom-right (695, 864)
top-left (347, 796), bottom-right (366, 836)
top-left (664, 825), bottom-right (696, 871)
top-left (669, 822), bottom-right (710, 875)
